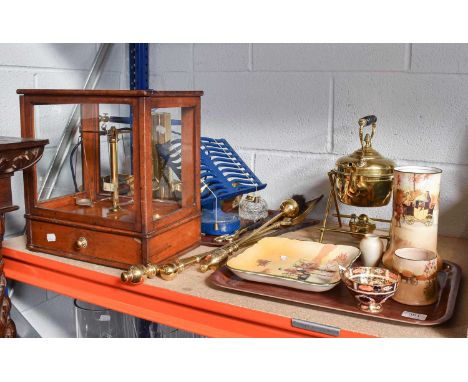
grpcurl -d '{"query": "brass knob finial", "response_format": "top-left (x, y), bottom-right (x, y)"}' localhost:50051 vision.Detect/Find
top-left (120, 264), bottom-right (160, 285)
top-left (279, 199), bottom-right (300, 218)
top-left (76, 237), bottom-right (88, 249)
top-left (120, 265), bottom-right (146, 285)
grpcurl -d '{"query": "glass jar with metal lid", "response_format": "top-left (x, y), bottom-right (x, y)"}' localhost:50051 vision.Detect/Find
top-left (334, 115), bottom-right (396, 207)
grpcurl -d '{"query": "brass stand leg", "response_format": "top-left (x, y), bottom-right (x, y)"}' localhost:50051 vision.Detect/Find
top-left (319, 188), bottom-right (333, 243)
top-left (328, 171), bottom-right (342, 227)
top-left (320, 171), bottom-right (343, 243)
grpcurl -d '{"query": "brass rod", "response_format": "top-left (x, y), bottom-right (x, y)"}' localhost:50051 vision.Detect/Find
top-left (237, 211), bottom-right (285, 245)
top-left (331, 213), bottom-right (391, 223)
top-left (316, 226), bottom-right (390, 240)
top-left (108, 127), bottom-right (121, 212)
top-left (120, 196), bottom-right (323, 284)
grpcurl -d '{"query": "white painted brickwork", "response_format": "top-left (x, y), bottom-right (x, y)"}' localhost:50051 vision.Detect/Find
top-left (253, 44), bottom-right (407, 72)
top-left (194, 44), bottom-right (250, 72)
top-left (411, 44), bottom-right (468, 73)
top-left (0, 44), bottom-right (97, 70)
top-left (195, 72), bottom-right (330, 152)
top-left (150, 43), bottom-right (193, 72)
top-left (153, 43), bottom-right (468, 239)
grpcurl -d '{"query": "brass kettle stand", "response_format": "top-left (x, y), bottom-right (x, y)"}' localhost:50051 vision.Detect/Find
top-left (319, 170), bottom-right (391, 243)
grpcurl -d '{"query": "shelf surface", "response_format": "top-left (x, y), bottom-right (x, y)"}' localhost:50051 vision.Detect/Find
top-left (2, 227), bottom-right (467, 338)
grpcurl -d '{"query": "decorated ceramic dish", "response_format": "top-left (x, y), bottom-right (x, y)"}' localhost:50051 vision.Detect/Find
top-left (226, 237), bottom-right (360, 292)
top-left (340, 266), bottom-right (401, 313)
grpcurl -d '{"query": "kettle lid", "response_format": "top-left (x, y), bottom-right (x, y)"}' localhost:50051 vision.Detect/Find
top-left (335, 115), bottom-right (395, 177)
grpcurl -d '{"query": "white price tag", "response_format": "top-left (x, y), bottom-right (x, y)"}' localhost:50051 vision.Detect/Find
top-left (46, 233), bottom-right (56, 242)
top-left (402, 311), bottom-right (428, 321)
top-left (99, 315), bottom-right (111, 322)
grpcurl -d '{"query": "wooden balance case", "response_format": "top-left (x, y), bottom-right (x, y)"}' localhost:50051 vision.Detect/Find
top-left (19, 89), bottom-right (202, 269)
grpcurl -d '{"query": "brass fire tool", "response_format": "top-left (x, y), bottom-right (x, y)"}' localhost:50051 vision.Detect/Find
top-left (121, 195), bottom-right (323, 285)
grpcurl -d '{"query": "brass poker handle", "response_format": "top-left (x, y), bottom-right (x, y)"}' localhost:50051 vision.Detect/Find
top-left (358, 115), bottom-right (377, 149)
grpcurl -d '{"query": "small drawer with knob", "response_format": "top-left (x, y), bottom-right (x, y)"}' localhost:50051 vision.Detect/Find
top-left (27, 219), bottom-right (141, 268)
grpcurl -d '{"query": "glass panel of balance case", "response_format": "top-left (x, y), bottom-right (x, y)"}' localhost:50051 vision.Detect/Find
top-left (19, 90), bottom-right (202, 268)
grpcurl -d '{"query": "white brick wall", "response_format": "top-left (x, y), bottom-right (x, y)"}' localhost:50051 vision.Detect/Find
top-left (152, 43), bottom-right (468, 239)
top-left (253, 44), bottom-right (407, 72)
top-left (194, 44), bottom-right (250, 71)
top-left (0, 44), bottom-right (98, 70)
top-left (411, 44), bottom-right (468, 73)
top-left (195, 72), bottom-right (330, 152)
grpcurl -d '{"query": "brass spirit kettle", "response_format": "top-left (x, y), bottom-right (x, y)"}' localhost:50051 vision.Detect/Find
top-left (334, 115), bottom-right (395, 207)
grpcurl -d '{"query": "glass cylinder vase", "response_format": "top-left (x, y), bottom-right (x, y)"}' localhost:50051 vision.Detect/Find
top-left (74, 299), bottom-right (137, 338)
top-left (382, 166), bottom-right (442, 270)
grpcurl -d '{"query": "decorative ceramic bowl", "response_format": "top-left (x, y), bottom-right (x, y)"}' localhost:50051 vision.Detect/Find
top-left (226, 237), bottom-right (361, 292)
top-left (340, 266), bottom-right (400, 313)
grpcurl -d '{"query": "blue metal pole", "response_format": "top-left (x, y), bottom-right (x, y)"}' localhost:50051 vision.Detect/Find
top-left (129, 43), bottom-right (149, 90)
top-left (128, 43), bottom-right (149, 171)
top-left (128, 43), bottom-right (152, 337)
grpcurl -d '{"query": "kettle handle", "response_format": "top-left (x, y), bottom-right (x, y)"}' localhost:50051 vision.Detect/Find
top-left (359, 115), bottom-right (377, 127)
top-left (358, 115), bottom-right (377, 149)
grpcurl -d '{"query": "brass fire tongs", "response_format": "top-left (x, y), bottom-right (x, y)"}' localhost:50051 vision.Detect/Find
top-left (120, 194), bottom-right (323, 285)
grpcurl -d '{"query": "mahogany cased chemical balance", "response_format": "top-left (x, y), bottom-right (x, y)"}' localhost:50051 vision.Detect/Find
top-left (19, 89), bottom-right (202, 269)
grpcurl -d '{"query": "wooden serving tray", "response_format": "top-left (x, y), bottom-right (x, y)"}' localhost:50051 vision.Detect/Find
top-left (208, 261), bottom-right (461, 326)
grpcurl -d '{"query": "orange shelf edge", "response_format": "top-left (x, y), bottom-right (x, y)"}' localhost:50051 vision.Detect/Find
top-left (1, 247), bottom-right (372, 338)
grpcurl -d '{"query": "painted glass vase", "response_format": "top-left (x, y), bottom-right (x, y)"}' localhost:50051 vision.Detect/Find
top-left (382, 166), bottom-right (442, 270)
